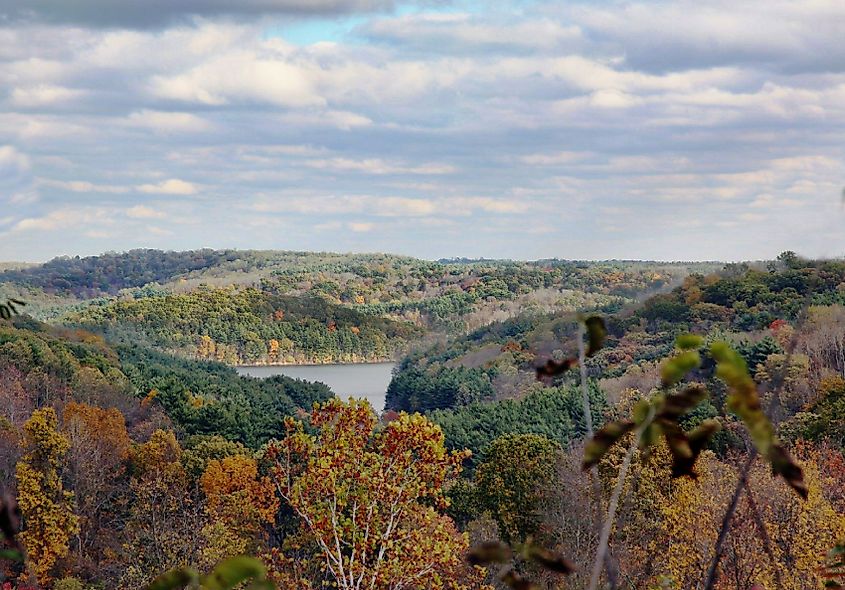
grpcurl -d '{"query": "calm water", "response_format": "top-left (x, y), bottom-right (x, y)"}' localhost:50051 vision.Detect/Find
top-left (236, 362), bottom-right (396, 412)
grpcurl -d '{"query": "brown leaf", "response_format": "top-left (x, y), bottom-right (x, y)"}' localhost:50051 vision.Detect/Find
top-left (524, 544), bottom-right (575, 574)
top-left (535, 357), bottom-right (577, 380)
top-left (657, 385), bottom-right (708, 421)
top-left (583, 420), bottom-right (636, 470)
top-left (769, 443), bottom-right (808, 500)
top-left (500, 568), bottom-right (540, 590)
top-left (467, 541), bottom-right (513, 566)
top-left (670, 419), bottom-right (721, 479)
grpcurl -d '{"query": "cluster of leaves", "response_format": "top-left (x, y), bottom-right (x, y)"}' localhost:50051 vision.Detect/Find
top-left (583, 333), bottom-right (806, 496)
top-left (146, 556), bottom-right (274, 590)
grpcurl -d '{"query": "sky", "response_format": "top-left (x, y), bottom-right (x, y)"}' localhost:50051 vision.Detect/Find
top-left (1, 0), bottom-right (844, 262)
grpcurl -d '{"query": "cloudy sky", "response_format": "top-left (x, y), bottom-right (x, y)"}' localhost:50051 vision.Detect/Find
top-left (1, 0), bottom-right (844, 262)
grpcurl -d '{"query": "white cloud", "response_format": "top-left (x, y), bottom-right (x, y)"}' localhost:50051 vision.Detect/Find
top-left (348, 221), bottom-right (374, 232)
top-left (10, 84), bottom-right (85, 106)
top-left (304, 158), bottom-right (456, 175)
top-left (126, 205), bottom-right (166, 219)
top-left (137, 179), bottom-right (198, 195)
top-left (125, 110), bottom-right (212, 133)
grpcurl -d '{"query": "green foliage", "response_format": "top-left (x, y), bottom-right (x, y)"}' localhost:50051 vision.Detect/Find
top-left (386, 365), bottom-right (495, 412)
top-left (68, 289), bottom-right (420, 365)
top-left (431, 383), bottom-right (607, 462)
top-left (0, 249), bottom-right (241, 297)
top-left (119, 345), bottom-right (332, 447)
top-left (145, 556), bottom-right (273, 590)
top-left (474, 433), bottom-right (561, 543)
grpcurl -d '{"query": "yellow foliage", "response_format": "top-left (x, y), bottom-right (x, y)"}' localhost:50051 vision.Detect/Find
top-left (16, 408), bottom-right (79, 585)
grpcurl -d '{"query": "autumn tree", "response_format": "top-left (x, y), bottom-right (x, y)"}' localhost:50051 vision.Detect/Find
top-left (474, 433), bottom-right (561, 544)
top-left (199, 454), bottom-right (278, 566)
top-left (62, 402), bottom-right (131, 580)
top-left (120, 429), bottom-right (205, 589)
top-left (16, 407), bottom-right (79, 585)
top-left (267, 398), bottom-right (484, 590)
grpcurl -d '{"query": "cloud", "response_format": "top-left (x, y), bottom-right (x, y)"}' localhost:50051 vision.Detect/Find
top-left (0, 145), bottom-right (38, 204)
top-left (125, 110), bottom-right (212, 133)
top-left (1, 0), bottom-right (395, 29)
top-left (126, 205), bottom-right (166, 219)
top-left (348, 221), bottom-right (374, 232)
top-left (2, 5), bottom-right (845, 261)
top-left (10, 85), bottom-right (86, 107)
top-left (304, 158), bottom-right (456, 175)
top-left (137, 179), bottom-right (198, 195)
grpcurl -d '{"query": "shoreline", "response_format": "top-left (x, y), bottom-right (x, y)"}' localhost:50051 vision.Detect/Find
top-left (234, 360), bottom-right (396, 369)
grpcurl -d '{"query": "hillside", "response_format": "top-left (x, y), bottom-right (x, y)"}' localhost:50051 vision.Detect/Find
top-left (389, 255), bottom-right (845, 451)
top-left (2, 253), bottom-right (844, 589)
top-left (63, 288), bottom-right (423, 365)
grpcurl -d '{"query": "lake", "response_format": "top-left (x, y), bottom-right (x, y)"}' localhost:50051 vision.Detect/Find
top-left (236, 362), bottom-right (396, 412)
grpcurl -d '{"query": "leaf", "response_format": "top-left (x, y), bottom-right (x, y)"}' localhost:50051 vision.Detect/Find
top-left (536, 357), bottom-right (577, 379)
top-left (660, 351), bottom-right (701, 387)
top-left (535, 315), bottom-right (606, 380)
top-left (523, 543), bottom-right (575, 574)
top-left (584, 315), bottom-right (607, 357)
top-left (676, 333), bottom-right (704, 350)
top-left (657, 385), bottom-right (708, 421)
top-left (670, 419), bottom-right (721, 479)
top-left (500, 568), bottom-right (540, 590)
top-left (200, 556), bottom-right (269, 590)
top-left (711, 341), bottom-right (807, 498)
top-left (583, 420), bottom-right (635, 470)
top-left (467, 541), bottom-right (513, 565)
top-left (769, 444), bottom-right (808, 500)
top-left (144, 567), bottom-right (199, 590)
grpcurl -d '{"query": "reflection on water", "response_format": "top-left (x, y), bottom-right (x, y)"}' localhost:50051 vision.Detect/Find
top-left (236, 362), bottom-right (395, 412)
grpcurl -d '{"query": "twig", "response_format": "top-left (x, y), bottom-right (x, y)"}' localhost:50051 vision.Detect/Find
top-left (702, 449), bottom-right (756, 590)
top-left (703, 281), bottom-right (816, 589)
top-left (578, 322), bottom-right (618, 590)
top-left (744, 482), bottom-right (784, 590)
top-left (587, 409), bottom-right (652, 590)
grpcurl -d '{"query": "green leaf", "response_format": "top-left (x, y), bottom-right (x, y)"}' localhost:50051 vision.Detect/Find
top-left (200, 556), bottom-right (269, 590)
top-left (660, 351), bottom-right (701, 387)
top-left (584, 315), bottom-right (607, 357)
top-left (144, 567), bottom-right (199, 590)
top-left (583, 420), bottom-right (635, 470)
top-left (675, 333), bottom-right (704, 350)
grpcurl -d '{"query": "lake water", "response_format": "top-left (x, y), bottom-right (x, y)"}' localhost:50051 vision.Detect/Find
top-left (236, 362), bottom-right (396, 412)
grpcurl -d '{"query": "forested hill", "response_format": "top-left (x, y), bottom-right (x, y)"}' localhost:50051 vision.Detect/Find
top-left (64, 288), bottom-right (422, 365)
top-left (0, 249), bottom-right (243, 297)
top-left (0, 316), bottom-right (332, 448)
top-left (0, 248), bottom-right (719, 365)
top-left (391, 255), bottom-right (845, 451)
